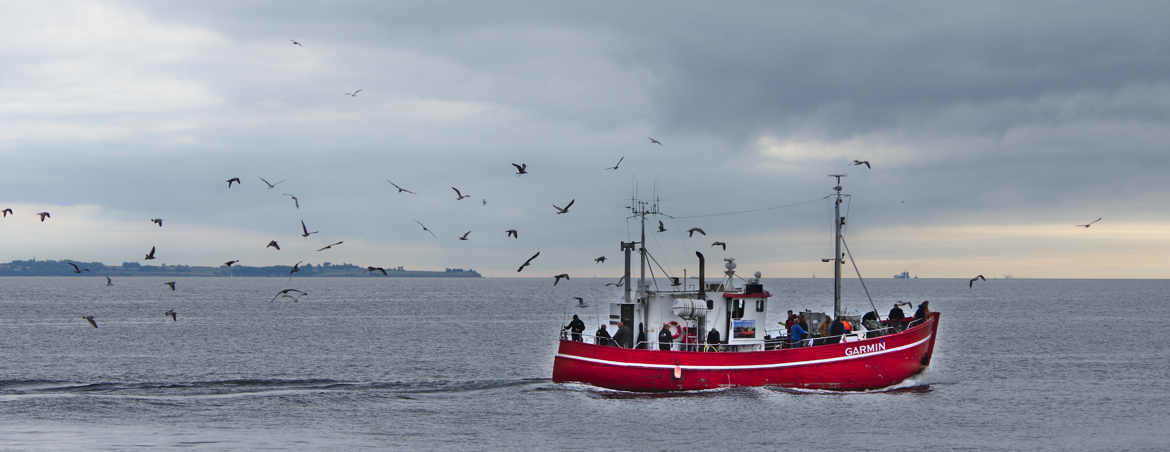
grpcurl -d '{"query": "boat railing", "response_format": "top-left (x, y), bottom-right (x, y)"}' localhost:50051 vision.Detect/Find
top-left (561, 323), bottom-right (912, 350)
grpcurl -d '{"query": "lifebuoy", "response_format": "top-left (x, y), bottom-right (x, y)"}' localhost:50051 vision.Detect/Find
top-left (667, 321), bottom-right (682, 339)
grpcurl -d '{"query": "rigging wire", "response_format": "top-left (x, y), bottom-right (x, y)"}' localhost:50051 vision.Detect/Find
top-left (669, 197), bottom-right (824, 219)
top-left (839, 235), bottom-right (881, 319)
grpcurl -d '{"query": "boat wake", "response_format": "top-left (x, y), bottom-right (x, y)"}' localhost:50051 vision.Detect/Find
top-left (0, 377), bottom-right (549, 399)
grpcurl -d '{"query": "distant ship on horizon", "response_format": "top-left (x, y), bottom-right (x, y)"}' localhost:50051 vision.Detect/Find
top-left (893, 271), bottom-right (918, 279)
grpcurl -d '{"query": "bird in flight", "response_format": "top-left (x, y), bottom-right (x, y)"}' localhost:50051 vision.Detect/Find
top-left (345, 89), bottom-right (363, 97)
top-left (226, 177), bottom-right (241, 188)
top-left (270, 288), bottom-right (308, 303)
top-left (300, 220), bottom-right (318, 238)
top-left (711, 241), bottom-right (727, 251)
top-left (852, 160), bottom-right (871, 169)
top-left (648, 137), bottom-right (663, 146)
top-left (657, 220), bottom-right (666, 232)
top-left (517, 252), bottom-right (540, 272)
top-left (224, 260), bottom-right (239, 267)
top-left (969, 274), bottom-right (986, 288)
top-left (105, 275), bottom-right (113, 287)
top-left (290, 39), bottom-right (303, 46)
top-left (367, 266), bottom-right (388, 276)
top-left (553, 273), bottom-right (570, 286)
top-left (36, 211), bottom-right (50, 222)
top-left (606, 156), bottom-right (624, 171)
top-left (605, 276), bottom-right (627, 287)
top-left (821, 258), bottom-right (835, 263)
top-left (317, 241), bottom-right (344, 252)
top-left (459, 231), bottom-right (471, 241)
top-left (512, 163), bottom-right (528, 175)
top-left (68, 262), bottom-right (89, 274)
top-left (150, 218), bottom-right (163, 227)
top-left (451, 187), bottom-right (471, 200)
top-left (688, 227), bottom-right (706, 237)
top-left (267, 240), bottom-right (281, 250)
top-left (1, 208), bottom-right (12, 217)
top-left (163, 281), bottom-right (176, 291)
top-left (573, 297), bottom-right (588, 307)
top-left (289, 261), bottom-right (304, 276)
top-left (506, 229), bottom-right (518, 239)
top-left (387, 180), bottom-right (416, 195)
top-left (165, 310), bottom-right (177, 321)
top-left (258, 177), bottom-right (286, 189)
top-left (553, 199), bottom-right (575, 214)
top-left (82, 315), bottom-right (98, 328)
top-left (482, 198), bottom-right (487, 206)
top-left (594, 256), bottom-right (606, 263)
top-left (415, 220), bottom-right (438, 238)
top-left (283, 193), bottom-right (300, 209)
top-left (145, 246), bottom-right (157, 260)
top-left (1076, 217), bottom-right (1102, 228)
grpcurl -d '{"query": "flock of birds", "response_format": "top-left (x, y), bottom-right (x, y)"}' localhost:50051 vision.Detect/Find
top-left (5, 40), bottom-right (1109, 328)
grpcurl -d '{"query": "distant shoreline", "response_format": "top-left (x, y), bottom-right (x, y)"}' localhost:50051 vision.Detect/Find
top-left (0, 259), bottom-right (481, 278)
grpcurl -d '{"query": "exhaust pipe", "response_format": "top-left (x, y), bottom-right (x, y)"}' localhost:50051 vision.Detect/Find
top-left (696, 251), bottom-right (706, 299)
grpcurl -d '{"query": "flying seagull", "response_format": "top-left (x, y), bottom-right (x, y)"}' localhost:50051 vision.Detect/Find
top-left (415, 220), bottom-right (438, 238)
top-left (300, 220), bottom-right (318, 238)
top-left (711, 241), bottom-right (727, 251)
top-left (658, 220), bottom-right (666, 232)
top-left (150, 218), bottom-right (163, 227)
top-left (969, 274), bottom-right (987, 288)
top-left (594, 256), bottom-right (606, 263)
top-left (606, 156), bottom-right (624, 171)
top-left (852, 160), bottom-right (871, 169)
top-left (517, 252), bottom-right (540, 272)
top-left (163, 281), bottom-right (176, 291)
top-left (482, 198), bottom-right (487, 206)
top-left (269, 288), bottom-right (308, 303)
top-left (36, 211), bottom-right (50, 222)
top-left (506, 229), bottom-right (518, 239)
top-left (165, 310), bottom-right (177, 321)
top-left (345, 89), bottom-right (363, 97)
top-left (605, 276), bottom-right (627, 287)
top-left (105, 275), bottom-right (112, 287)
top-left (290, 40), bottom-right (303, 46)
top-left (226, 177), bottom-right (241, 188)
top-left (82, 315), bottom-right (98, 328)
top-left (267, 240), bottom-right (280, 250)
top-left (459, 231), bottom-right (471, 241)
top-left (289, 261), bottom-right (304, 276)
top-left (451, 187), bottom-right (471, 200)
top-left (553, 273), bottom-right (570, 286)
top-left (1076, 217), bottom-right (1102, 228)
top-left (224, 260), bottom-right (239, 267)
top-left (367, 266), bottom-right (388, 276)
top-left (145, 246), bottom-right (157, 260)
top-left (687, 227), bottom-right (706, 237)
top-left (553, 199), bottom-right (575, 214)
top-left (573, 297), bottom-right (588, 307)
top-left (1, 208), bottom-right (12, 217)
top-left (258, 177), bottom-right (286, 189)
top-left (283, 193), bottom-right (300, 209)
top-left (512, 163), bottom-right (528, 175)
top-left (821, 258), bottom-right (835, 263)
top-left (648, 137), bottom-right (663, 146)
top-left (387, 180), bottom-right (416, 194)
top-left (68, 262), bottom-right (89, 274)
top-left (317, 241), bottom-right (344, 251)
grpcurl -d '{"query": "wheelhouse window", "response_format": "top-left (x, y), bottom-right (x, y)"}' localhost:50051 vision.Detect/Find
top-left (731, 300), bottom-right (745, 319)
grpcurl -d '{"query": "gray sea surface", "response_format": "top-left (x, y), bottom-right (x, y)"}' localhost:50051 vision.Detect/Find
top-left (1, 276), bottom-right (1168, 451)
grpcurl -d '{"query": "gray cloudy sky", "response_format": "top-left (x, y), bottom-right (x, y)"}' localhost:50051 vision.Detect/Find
top-left (1, 1), bottom-right (1168, 278)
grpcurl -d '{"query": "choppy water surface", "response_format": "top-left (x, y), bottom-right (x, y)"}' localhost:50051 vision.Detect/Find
top-left (1, 277), bottom-right (1168, 450)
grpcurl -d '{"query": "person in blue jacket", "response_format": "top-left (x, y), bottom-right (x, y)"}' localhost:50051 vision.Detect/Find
top-left (789, 321), bottom-right (808, 348)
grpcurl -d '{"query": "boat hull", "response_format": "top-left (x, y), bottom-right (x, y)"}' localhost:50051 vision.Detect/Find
top-left (553, 313), bottom-right (939, 392)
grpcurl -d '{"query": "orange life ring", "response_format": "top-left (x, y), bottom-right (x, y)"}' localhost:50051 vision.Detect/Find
top-left (667, 321), bottom-right (682, 339)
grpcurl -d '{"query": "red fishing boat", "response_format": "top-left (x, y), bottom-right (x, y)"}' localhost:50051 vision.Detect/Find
top-left (552, 176), bottom-right (940, 391)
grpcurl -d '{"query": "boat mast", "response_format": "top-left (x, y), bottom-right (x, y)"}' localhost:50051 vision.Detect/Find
top-left (830, 174), bottom-right (846, 318)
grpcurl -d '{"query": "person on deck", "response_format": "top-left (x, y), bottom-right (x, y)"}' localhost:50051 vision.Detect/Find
top-left (788, 321), bottom-right (808, 348)
top-left (613, 321), bottom-right (632, 348)
top-left (658, 323), bottom-right (673, 351)
top-left (889, 303), bottom-right (906, 330)
top-left (829, 317), bottom-right (845, 344)
top-left (595, 324), bottom-right (612, 346)
top-left (841, 318), bottom-right (852, 333)
top-left (705, 328), bottom-right (720, 352)
top-left (566, 315), bottom-right (585, 342)
top-left (636, 323), bottom-right (647, 349)
top-left (785, 310), bottom-right (796, 329)
top-left (914, 301), bottom-right (931, 323)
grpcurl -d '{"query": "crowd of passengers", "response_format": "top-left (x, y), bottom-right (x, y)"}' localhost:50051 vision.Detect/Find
top-left (562, 300), bottom-right (932, 351)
